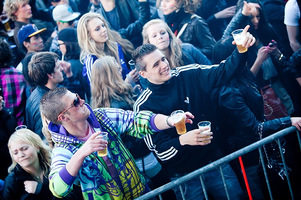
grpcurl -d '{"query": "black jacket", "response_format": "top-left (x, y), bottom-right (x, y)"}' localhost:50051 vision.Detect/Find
top-left (0, 108), bottom-right (17, 179)
top-left (94, 0), bottom-right (150, 47)
top-left (3, 165), bottom-right (55, 200)
top-left (217, 71), bottom-right (292, 166)
top-left (134, 49), bottom-right (246, 176)
top-left (25, 86), bottom-right (49, 139)
top-left (166, 9), bottom-right (216, 60)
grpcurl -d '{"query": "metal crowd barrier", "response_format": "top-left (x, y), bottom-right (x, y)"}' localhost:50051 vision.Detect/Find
top-left (135, 126), bottom-right (301, 200)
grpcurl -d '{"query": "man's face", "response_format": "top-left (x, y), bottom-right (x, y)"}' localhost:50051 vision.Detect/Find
top-left (24, 35), bottom-right (44, 52)
top-left (60, 91), bottom-right (90, 125)
top-left (139, 49), bottom-right (172, 85)
top-left (14, 2), bottom-right (32, 22)
top-left (50, 62), bottom-right (64, 84)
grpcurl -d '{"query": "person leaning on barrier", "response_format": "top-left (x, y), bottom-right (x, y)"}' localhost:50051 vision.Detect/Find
top-left (216, 41), bottom-right (301, 199)
top-left (39, 87), bottom-right (194, 199)
top-left (133, 25), bottom-right (256, 199)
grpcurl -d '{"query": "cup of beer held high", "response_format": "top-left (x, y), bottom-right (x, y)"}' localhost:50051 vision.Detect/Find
top-left (197, 121), bottom-right (212, 143)
top-left (170, 110), bottom-right (187, 135)
top-left (231, 29), bottom-right (248, 53)
top-left (96, 132), bottom-right (108, 157)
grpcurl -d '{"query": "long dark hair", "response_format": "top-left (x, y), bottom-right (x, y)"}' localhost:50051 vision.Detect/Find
top-left (65, 41), bottom-right (81, 60)
top-left (236, 0), bottom-right (279, 46)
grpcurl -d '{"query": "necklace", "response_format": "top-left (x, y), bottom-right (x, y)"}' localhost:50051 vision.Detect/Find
top-left (25, 168), bottom-right (43, 182)
top-left (33, 174), bottom-right (42, 182)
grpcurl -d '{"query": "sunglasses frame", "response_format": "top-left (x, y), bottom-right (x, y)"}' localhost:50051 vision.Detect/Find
top-left (57, 93), bottom-right (81, 121)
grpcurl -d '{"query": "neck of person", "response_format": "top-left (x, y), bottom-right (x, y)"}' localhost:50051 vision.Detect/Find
top-left (100, 0), bottom-right (115, 12)
top-left (161, 48), bottom-right (171, 61)
top-left (17, 18), bottom-right (30, 24)
top-left (63, 120), bottom-right (90, 138)
top-left (45, 81), bottom-right (58, 90)
top-left (23, 159), bottom-right (43, 179)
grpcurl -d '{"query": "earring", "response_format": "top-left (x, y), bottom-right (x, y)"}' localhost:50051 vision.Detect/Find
top-left (37, 150), bottom-right (40, 154)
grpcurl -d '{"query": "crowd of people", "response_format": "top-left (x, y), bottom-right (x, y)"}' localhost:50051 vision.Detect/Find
top-left (0, 0), bottom-right (301, 199)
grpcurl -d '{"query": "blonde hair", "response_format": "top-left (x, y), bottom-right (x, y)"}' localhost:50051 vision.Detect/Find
top-left (156, 0), bottom-right (201, 14)
top-left (3, 0), bottom-right (29, 21)
top-left (142, 19), bottom-right (183, 68)
top-left (91, 56), bottom-right (134, 109)
top-left (41, 113), bottom-right (54, 149)
top-left (7, 129), bottom-right (51, 175)
top-left (77, 13), bottom-right (134, 64)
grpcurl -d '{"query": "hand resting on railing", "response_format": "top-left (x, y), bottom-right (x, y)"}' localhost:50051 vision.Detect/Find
top-left (290, 117), bottom-right (301, 131)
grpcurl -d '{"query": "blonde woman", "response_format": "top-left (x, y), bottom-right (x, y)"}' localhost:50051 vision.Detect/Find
top-left (91, 56), bottom-right (135, 110)
top-left (2, 129), bottom-right (54, 199)
top-left (77, 12), bottom-right (139, 84)
top-left (142, 19), bottom-right (211, 68)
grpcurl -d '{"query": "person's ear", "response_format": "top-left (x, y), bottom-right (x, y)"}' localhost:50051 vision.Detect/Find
top-left (47, 73), bottom-right (53, 79)
top-left (139, 70), bottom-right (147, 79)
top-left (23, 41), bottom-right (30, 48)
top-left (58, 113), bottom-right (69, 122)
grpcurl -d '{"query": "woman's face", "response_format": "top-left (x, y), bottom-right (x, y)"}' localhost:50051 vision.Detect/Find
top-left (147, 23), bottom-right (170, 51)
top-left (251, 8), bottom-right (261, 30)
top-left (87, 18), bottom-right (108, 45)
top-left (10, 141), bottom-right (39, 169)
top-left (159, 0), bottom-right (179, 15)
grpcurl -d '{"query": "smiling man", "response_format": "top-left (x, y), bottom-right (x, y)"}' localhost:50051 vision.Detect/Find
top-left (133, 26), bottom-right (256, 199)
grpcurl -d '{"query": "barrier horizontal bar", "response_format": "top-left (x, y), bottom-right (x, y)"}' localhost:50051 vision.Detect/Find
top-left (135, 126), bottom-right (298, 200)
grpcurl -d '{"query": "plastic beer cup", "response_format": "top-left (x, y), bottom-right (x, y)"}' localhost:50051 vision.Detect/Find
top-left (96, 132), bottom-right (108, 157)
top-left (170, 110), bottom-right (187, 134)
top-left (231, 29), bottom-right (248, 53)
top-left (197, 121), bottom-right (212, 143)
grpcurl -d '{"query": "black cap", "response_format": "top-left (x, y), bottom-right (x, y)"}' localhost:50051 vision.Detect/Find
top-left (58, 28), bottom-right (77, 43)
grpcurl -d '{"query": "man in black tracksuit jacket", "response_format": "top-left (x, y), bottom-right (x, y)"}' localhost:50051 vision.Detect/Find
top-left (132, 26), bottom-right (255, 200)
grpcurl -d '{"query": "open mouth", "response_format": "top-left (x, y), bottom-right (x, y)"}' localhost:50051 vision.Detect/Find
top-left (160, 67), bottom-right (169, 75)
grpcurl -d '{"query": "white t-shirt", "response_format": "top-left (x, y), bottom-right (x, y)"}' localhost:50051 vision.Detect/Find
top-left (284, 0), bottom-right (300, 26)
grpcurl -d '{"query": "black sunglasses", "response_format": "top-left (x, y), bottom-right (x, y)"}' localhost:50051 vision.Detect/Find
top-left (57, 93), bottom-right (82, 121)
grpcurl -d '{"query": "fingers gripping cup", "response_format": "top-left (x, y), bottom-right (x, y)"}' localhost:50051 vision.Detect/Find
top-left (232, 29), bottom-right (248, 53)
top-left (97, 132), bottom-right (108, 157)
top-left (170, 110), bottom-right (187, 135)
top-left (197, 121), bottom-right (212, 143)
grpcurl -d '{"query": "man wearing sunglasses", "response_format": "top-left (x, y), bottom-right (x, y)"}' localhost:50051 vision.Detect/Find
top-left (25, 51), bottom-right (82, 140)
top-left (39, 87), bottom-right (194, 199)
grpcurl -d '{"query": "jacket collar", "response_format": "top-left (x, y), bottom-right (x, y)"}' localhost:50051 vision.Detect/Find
top-left (48, 104), bottom-right (102, 144)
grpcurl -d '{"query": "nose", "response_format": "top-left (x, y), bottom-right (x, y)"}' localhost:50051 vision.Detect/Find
top-left (18, 151), bottom-right (25, 158)
top-left (101, 26), bottom-right (107, 33)
top-left (254, 17), bottom-right (259, 24)
top-left (26, 3), bottom-right (31, 9)
top-left (80, 98), bottom-right (85, 106)
top-left (160, 1), bottom-right (166, 8)
top-left (38, 36), bottom-right (43, 43)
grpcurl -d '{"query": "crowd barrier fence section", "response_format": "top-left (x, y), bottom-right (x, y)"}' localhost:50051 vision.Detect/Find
top-left (135, 126), bottom-right (300, 200)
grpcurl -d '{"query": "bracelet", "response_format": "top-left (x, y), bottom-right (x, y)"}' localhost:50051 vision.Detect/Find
top-left (166, 116), bottom-right (173, 128)
top-left (278, 54), bottom-right (284, 61)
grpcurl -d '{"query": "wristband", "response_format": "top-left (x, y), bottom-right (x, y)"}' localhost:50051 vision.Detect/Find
top-left (166, 116), bottom-right (173, 128)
